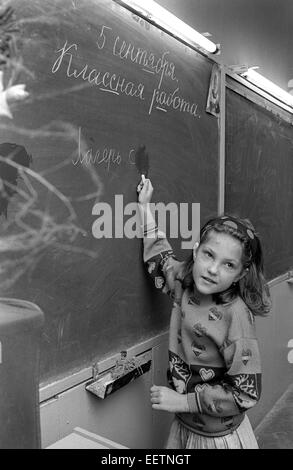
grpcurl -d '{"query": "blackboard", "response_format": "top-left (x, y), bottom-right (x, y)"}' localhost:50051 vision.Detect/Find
top-left (225, 85), bottom-right (293, 280)
top-left (0, 0), bottom-right (219, 384)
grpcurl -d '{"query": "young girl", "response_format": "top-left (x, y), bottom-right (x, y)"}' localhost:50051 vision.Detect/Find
top-left (137, 178), bottom-right (271, 449)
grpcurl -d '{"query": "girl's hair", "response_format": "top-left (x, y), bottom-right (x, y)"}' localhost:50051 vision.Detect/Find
top-left (182, 214), bottom-right (271, 317)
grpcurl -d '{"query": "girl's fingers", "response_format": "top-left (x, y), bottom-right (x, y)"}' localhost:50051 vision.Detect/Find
top-left (150, 396), bottom-right (160, 403)
top-left (150, 385), bottom-right (163, 405)
top-left (137, 180), bottom-right (144, 193)
top-left (152, 404), bottom-right (162, 410)
top-left (150, 393), bottom-right (162, 404)
top-left (137, 178), bottom-right (149, 193)
top-left (150, 385), bottom-right (161, 401)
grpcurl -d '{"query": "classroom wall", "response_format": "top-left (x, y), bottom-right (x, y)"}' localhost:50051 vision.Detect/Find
top-left (40, 277), bottom-right (293, 448)
top-left (249, 276), bottom-right (293, 428)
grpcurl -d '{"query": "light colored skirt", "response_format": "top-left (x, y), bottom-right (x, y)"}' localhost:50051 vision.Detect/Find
top-left (165, 415), bottom-right (259, 449)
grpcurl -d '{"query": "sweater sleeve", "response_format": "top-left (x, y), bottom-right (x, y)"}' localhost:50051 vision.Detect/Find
top-left (187, 304), bottom-right (262, 417)
top-left (143, 226), bottom-right (184, 301)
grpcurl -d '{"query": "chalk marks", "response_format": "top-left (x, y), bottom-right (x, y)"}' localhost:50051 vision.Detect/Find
top-left (72, 127), bottom-right (135, 171)
top-left (112, 36), bottom-right (177, 88)
top-left (51, 24), bottom-right (201, 119)
top-left (52, 41), bottom-right (145, 101)
top-left (95, 23), bottom-right (178, 86)
top-left (142, 68), bottom-right (155, 75)
top-left (155, 106), bottom-right (167, 113)
top-left (96, 25), bottom-right (112, 50)
top-left (149, 86), bottom-right (200, 117)
top-left (99, 87), bottom-right (119, 95)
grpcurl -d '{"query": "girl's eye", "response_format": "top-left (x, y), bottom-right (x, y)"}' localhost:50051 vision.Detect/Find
top-left (204, 251), bottom-right (213, 258)
top-left (225, 262), bottom-right (234, 269)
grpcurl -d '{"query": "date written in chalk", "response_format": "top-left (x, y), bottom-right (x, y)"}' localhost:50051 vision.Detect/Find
top-left (101, 454), bottom-right (191, 466)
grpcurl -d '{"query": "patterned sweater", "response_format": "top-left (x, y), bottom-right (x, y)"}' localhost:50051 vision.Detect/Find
top-left (144, 230), bottom-right (261, 437)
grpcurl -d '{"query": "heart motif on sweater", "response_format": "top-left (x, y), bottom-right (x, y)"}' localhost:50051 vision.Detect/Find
top-left (192, 323), bottom-right (207, 337)
top-left (194, 384), bottom-right (206, 393)
top-left (208, 307), bottom-right (223, 321)
top-left (155, 276), bottom-right (164, 289)
top-left (199, 368), bottom-right (215, 381)
top-left (188, 295), bottom-right (201, 305)
top-left (191, 341), bottom-right (206, 357)
top-left (241, 349), bottom-right (252, 365)
top-left (147, 262), bottom-right (156, 274)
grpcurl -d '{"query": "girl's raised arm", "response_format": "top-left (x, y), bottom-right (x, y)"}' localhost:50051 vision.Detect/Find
top-left (137, 179), bottom-right (184, 299)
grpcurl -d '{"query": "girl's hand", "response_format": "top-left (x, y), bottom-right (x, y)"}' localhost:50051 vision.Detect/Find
top-left (150, 385), bottom-right (189, 413)
top-left (137, 178), bottom-right (153, 205)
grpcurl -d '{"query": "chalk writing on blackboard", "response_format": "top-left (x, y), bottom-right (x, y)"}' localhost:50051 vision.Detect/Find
top-left (148, 86), bottom-right (200, 117)
top-left (51, 26), bottom-right (201, 119)
top-left (97, 24), bottom-right (178, 87)
top-left (52, 41), bottom-right (145, 99)
top-left (72, 127), bottom-right (135, 171)
top-left (113, 39), bottom-right (178, 87)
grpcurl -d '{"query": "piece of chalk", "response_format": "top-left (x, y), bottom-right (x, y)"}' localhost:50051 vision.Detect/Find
top-left (141, 174), bottom-right (145, 183)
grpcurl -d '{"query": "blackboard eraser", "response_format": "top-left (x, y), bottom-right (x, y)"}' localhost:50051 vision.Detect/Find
top-left (85, 350), bottom-right (152, 399)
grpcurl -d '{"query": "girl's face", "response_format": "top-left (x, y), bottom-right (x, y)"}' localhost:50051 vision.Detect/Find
top-left (192, 230), bottom-right (246, 295)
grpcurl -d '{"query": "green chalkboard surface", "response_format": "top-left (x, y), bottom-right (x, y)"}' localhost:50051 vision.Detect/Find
top-left (225, 85), bottom-right (293, 280)
top-left (0, 0), bottom-right (219, 384)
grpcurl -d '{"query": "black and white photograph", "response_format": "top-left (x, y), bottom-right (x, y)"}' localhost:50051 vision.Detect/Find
top-left (0, 0), bottom-right (292, 455)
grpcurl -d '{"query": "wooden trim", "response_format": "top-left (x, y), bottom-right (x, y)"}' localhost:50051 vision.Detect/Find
top-left (218, 64), bottom-right (226, 215)
top-left (268, 271), bottom-right (293, 289)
